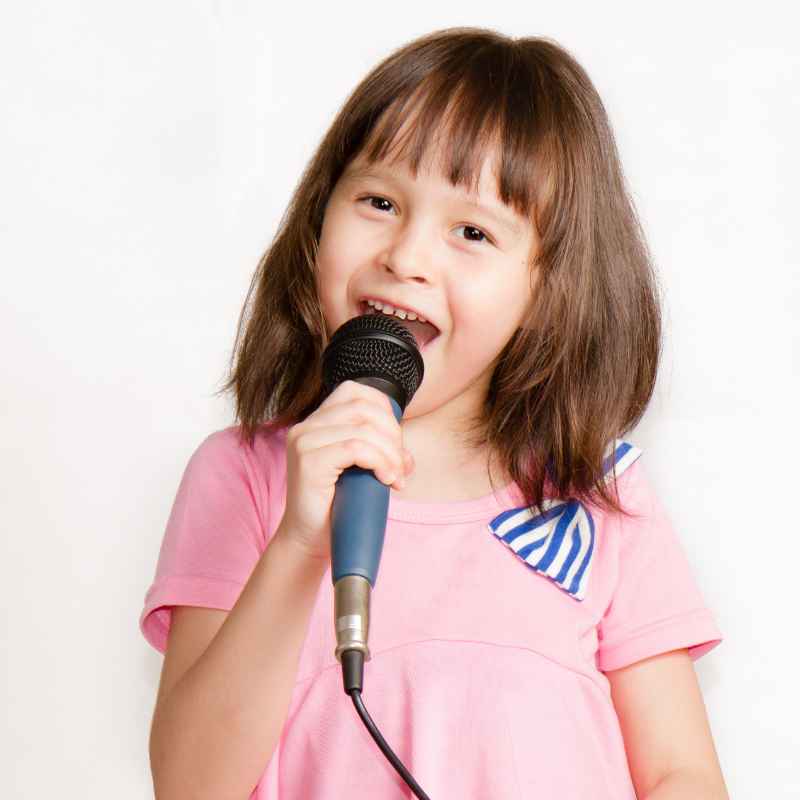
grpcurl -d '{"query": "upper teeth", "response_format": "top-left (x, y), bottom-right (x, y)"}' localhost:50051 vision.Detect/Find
top-left (366, 298), bottom-right (427, 323)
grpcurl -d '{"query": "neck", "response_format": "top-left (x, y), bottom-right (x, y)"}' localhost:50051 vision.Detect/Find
top-left (396, 392), bottom-right (512, 502)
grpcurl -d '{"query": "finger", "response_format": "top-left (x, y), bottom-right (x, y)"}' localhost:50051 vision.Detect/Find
top-left (293, 424), bottom-right (404, 485)
top-left (307, 395), bottom-right (403, 454)
top-left (320, 379), bottom-right (396, 418)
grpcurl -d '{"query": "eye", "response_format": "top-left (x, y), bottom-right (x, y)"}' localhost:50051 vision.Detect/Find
top-left (453, 224), bottom-right (492, 245)
top-left (357, 195), bottom-right (494, 246)
top-left (358, 195), bottom-right (396, 214)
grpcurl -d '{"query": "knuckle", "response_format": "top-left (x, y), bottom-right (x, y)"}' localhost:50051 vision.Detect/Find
top-left (355, 399), bottom-right (374, 418)
top-left (357, 420), bottom-right (371, 436)
top-left (334, 380), bottom-right (356, 398)
top-left (343, 437), bottom-right (361, 454)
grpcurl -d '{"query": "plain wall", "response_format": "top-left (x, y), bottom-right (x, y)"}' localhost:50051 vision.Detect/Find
top-left (2, 1), bottom-right (798, 796)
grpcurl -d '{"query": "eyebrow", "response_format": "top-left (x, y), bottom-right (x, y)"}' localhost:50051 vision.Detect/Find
top-left (342, 165), bottom-right (523, 238)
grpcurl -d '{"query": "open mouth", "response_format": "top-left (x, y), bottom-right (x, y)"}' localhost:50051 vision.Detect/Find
top-left (359, 300), bottom-right (440, 350)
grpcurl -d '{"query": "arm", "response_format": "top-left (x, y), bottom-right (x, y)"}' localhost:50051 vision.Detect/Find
top-left (149, 527), bottom-right (329, 800)
top-left (607, 648), bottom-right (729, 800)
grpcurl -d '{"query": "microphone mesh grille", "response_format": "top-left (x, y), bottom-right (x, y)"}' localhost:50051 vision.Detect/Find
top-left (322, 314), bottom-right (424, 407)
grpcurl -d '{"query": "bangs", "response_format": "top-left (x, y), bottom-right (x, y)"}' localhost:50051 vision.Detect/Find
top-left (351, 47), bottom-right (558, 234)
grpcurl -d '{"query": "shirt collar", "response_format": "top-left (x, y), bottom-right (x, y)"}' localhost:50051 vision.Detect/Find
top-left (486, 439), bottom-right (642, 601)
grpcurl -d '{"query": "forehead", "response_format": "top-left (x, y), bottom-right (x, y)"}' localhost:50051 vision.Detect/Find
top-left (344, 137), bottom-right (505, 200)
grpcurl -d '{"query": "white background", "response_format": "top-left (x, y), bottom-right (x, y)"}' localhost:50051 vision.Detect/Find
top-left (2, 1), bottom-right (798, 797)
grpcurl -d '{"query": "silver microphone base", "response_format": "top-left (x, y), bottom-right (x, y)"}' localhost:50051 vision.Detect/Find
top-left (334, 574), bottom-right (371, 663)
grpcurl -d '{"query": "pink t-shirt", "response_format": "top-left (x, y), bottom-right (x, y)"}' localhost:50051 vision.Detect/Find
top-left (139, 425), bottom-right (723, 799)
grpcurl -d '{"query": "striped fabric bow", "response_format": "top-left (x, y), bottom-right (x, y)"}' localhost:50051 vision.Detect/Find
top-left (486, 440), bottom-right (642, 601)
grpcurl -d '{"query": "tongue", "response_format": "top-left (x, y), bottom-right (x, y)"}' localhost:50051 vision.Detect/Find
top-left (399, 318), bottom-right (438, 348)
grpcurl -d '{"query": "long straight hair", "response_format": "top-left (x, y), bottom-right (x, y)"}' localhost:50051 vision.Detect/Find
top-left (216, 27), bottom-right (662, 518)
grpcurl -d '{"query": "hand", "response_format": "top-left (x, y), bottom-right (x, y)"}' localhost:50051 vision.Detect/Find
top-left (276, 380), bottom-right (415, 562)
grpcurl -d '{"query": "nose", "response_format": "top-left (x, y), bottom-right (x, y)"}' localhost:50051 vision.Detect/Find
top-left (380, 218), bottom-right (434, 283)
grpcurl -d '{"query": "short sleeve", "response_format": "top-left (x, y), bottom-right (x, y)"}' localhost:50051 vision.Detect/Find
top-left (596, 460), bottom-right (723, 672)
top-left (139, 428), bottom-right (268, 654)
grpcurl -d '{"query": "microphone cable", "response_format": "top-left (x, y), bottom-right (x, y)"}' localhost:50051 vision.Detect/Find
top-left (341, 650), bottom-right (432, 800)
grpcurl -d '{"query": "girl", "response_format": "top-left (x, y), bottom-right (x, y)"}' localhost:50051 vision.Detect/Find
top-left (140, 27), bottom-right (728, 799)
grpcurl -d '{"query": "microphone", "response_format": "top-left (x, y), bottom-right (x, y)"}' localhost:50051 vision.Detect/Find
top-left (321, 313), bottom-right (433, 800)
top-left (321, 313), bottom-right (424, 690)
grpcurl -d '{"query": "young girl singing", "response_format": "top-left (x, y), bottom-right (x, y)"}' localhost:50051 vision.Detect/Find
top-left (140, 27), bottom-right (728, 800)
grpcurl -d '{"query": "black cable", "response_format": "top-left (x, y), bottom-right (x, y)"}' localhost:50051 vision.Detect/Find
top-left (341, 649), bottom-right (432, 800)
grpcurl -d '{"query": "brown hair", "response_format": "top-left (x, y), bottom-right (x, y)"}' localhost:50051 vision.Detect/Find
top-left (215, 26), bottom-right (662, 518)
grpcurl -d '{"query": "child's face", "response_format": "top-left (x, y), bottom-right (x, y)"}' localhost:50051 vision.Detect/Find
top-left (315, 144), bottom-right (540, 420)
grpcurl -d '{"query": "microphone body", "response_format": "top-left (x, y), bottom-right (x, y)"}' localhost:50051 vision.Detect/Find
top-left (331, 390), bottom-right (403, 662)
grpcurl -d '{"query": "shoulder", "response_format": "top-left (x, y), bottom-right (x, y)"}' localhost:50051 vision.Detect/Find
top-left (602, 438), bottom-right (644, 492)
top-left (182, 423), bottom-right (292, 546)
top-left (582, 439), bottom-right (654, 596)
top-left (585, 438), bottom-right (656, 522)
top-left (190, 422), bottom-right (289, 473)
top-left (179, 424), bottom-right (290, 520)
top-left (599, 440), bottom-right (671, 536)
top-left (591, 442), bottom-right (694, 587)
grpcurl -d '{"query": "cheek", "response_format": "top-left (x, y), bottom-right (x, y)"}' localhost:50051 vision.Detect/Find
top-left (317, 224), bottom-right (362, 290)
top-left (317, 213), bottom-right (353, 278)
top-left (452, 285), bottom-right (528, 348)
top-left (319, 203), bottom-right (360, 256)
top-left (315, 238), bottom-right (360, 335)
top-left (453, 282), bottom-right (513, 324)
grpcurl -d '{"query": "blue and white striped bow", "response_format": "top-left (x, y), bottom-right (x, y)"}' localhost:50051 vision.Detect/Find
top-left (486, 440), bottom-right (642, 601)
